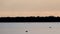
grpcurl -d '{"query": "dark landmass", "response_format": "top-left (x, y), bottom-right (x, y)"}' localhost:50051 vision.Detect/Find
top-left (0, 16), bottom-right (60, 22)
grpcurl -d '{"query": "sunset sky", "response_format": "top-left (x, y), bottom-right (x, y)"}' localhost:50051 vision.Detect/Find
top-left (0, 0), bottom-right (60, 16)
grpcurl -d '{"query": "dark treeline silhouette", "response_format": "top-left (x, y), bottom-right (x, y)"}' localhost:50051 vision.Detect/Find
top-left (0, 16), bottom-right (60, 22)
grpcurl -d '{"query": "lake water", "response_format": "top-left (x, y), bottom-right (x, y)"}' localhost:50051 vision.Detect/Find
top-left (0, 22), bottom-right (60, 34)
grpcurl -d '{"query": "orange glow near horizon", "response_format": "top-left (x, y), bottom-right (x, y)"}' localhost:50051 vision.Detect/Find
top-left (0, 0), bottom-right (60, 16)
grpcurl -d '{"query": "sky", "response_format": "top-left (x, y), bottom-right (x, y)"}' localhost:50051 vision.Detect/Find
top-left (0, 23), bottom-right (60, 34)
top-left (0, 0), bottom-right (60, 16)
